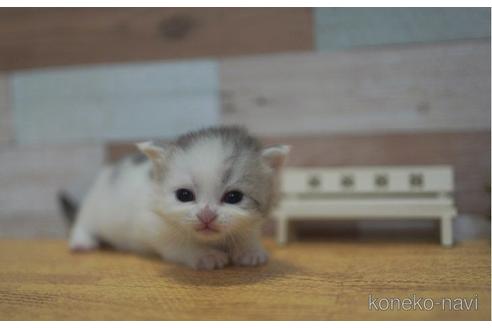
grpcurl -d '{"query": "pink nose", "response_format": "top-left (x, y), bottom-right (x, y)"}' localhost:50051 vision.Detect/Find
top-left (197, 206), bottom-right (217, 224)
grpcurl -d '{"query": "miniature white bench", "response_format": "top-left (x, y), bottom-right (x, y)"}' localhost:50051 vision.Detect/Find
top-left (275, 166), bottom-right (456, 246)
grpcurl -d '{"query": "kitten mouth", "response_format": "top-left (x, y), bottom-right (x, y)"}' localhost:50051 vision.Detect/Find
top-left (195, 224), bottom-right (220, 234)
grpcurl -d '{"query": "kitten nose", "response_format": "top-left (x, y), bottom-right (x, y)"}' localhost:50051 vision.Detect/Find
top-left (197, 206), bottom-right (217, 224)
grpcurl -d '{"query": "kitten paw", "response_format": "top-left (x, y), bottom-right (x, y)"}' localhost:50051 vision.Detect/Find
top-left (232, 249), bottom-right (269, 267)
top-left (69, 231), bottom-right (99, 253)
top-left (192, 250), bottom-right (229, 270)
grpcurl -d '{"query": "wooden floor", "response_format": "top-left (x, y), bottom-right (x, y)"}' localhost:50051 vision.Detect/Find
top-left (0, 238), bottom-right (489, 320)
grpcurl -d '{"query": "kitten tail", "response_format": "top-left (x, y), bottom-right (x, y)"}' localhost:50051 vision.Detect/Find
top-left (57, 190), bottom-right (79, 228)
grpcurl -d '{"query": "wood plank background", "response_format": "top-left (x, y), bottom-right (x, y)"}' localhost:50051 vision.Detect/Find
top-left (0, 8), bottom-right (313, 71)
top-left (315, 8), bottom-right (491, 51)
top-left (0, 144), bottom-right (104, 238)
top-left (0, 74), bottom-right (12, 146)
top-left (220, 40), bottom-right (491, 136)
top-left (11, 60), bottom-right (219, 145)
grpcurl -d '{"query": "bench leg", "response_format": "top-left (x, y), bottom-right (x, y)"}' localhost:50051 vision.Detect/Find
top-left (440, 215), bottom-right (454, 247)
top-left (276, 213), bottom-right (289, 245)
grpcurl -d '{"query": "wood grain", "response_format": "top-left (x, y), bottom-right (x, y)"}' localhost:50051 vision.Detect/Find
top-left (220, 40), bottom-right (491, 135)
top-left (0, 8), bottom-right (313, 71)
top-left (0, 239), bottom-right (489, 320)
top-left (108, 131), bottom-right (490, 217)
top-left (315, 8), bottom-right (491, 51)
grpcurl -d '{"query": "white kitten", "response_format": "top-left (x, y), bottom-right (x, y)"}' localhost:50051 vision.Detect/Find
top-left (65, 126), bottom-right (289, 270)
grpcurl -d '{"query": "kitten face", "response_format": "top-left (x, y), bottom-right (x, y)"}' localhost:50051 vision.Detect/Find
top-left (139, 126), bottom-right (289, 242)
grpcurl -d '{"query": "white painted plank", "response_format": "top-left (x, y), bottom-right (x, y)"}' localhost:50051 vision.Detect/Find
top-left (11, 60), bottom-right (219, 145)
top-left (315, 8), bottom-right (490, 51)
top-left (0, 74), bottom-right (13, 145)
top-left (0, 143), bottom-right (104, 237)
top-left (220, 41), bottom-right (491, 136)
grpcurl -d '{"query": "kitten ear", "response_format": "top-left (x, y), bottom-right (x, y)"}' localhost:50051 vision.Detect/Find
top-left (261, 145), bottom-right (290, 171)
top-left (136, 141), bottom-right (166, 161)
top-left (136, 141), bottom-right (168, 178)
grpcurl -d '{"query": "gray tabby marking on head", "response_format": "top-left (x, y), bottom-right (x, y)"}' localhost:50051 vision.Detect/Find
top-left (174, 126), bottom-right (261, 152)
top-left (221, 163), bottom-right (234, 186)
top-left (174, 126), bottom-right (264, 188)
top-left (175, 126), bottom-right (262, 186)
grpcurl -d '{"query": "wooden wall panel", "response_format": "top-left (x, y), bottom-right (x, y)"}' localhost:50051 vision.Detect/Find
top-left (315, 8), bottom-right (490, 51)
top-left (11, 60), bottom-right (219, 145)
top-left (0, 74), bottom-right (13, 145)
top-left (0, 8), bottom-right (313, 71)
top-left (108, 131), bottom-right (490, 217)
top-left (0, 143), bottom-right (104, 238)
top-left (220, 41), bottom-right (491, 136)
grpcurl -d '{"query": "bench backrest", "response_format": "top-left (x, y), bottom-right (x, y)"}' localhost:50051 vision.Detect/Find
top-left (281, 166), bottom-right (454, 196)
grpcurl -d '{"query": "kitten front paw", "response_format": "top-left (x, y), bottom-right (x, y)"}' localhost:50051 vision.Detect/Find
top-left (69, 231), bottom-right (99, 253)
top-left (232, 248), bottom-right (269, 267)
top-left (191, 250), bottom-right (229, 270)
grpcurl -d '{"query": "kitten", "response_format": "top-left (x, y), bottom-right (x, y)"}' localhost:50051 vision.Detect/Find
top-left (65, 126), bottom-right (289, 270)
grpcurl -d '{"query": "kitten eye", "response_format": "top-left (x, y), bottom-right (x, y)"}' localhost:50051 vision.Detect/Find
top-left (175, 188), bottom-right (195, 202)
top-left (222, 190), bottom-right (243, 204)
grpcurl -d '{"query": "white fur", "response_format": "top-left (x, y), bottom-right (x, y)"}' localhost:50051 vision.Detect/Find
top-left (69, 133), bottom-right (288, 270)
top-left (69, 160), bottom-right (159, 254)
